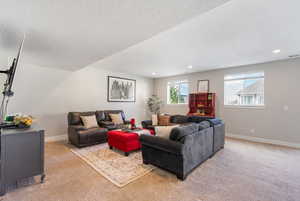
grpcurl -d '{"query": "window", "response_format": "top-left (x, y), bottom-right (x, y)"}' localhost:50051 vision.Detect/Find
top-left (167, 80), bottom-right (189, 104)
top-left (224, 72), bottom-right (264, 106)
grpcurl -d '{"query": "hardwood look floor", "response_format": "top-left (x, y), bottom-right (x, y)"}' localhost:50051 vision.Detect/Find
top-left (1, 137), bottom-right (300, 201)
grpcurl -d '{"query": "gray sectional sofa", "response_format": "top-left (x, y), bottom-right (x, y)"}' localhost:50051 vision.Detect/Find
top-left (140, 115), bottom-right (225, 180)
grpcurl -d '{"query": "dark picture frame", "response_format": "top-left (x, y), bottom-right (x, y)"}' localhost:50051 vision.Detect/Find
top-left (107, 76), bottom-right (136, 102)
top-left (197, 80), bottom-right (209, 93)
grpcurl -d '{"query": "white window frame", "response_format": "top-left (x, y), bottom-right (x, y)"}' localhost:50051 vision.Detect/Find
top-left (167, 80), bottom-right (189, 105)
top-left (224, 72), bottom-right (265, 109)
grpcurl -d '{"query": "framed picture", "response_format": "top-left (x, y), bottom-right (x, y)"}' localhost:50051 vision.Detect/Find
top-left (197, 80), bottom-right (209, 93)
top-left (107, 76), bottom-right (136, 102)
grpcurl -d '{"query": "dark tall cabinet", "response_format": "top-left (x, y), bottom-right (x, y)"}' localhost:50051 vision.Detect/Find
top-left (0, 127), bottom-right (45, 196)
top-left (188, 93), bottom-right (216, 118)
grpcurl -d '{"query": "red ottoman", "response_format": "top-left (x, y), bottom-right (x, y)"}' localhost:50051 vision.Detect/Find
top-left (107, 129), bottom-right (154, 156)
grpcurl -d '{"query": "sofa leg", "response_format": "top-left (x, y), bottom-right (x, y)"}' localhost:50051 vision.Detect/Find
top-left (176, 174), bottom-right (186, 181)
top-left (125, 152), bottom-right (129, 156)
top-left (109, 146), bottom-right (113, 150)
top-left (143, 160), bottom-right (149, 165)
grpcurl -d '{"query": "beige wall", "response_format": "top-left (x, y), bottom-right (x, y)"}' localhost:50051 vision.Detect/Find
top-left (154, 58), bottom-right (300, 144)
top-left (1, 64), bottom-right (154, 137)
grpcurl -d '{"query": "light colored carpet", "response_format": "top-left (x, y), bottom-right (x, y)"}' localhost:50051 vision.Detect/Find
top-left (70, 144), bottom-right (155, 187)
top-left (2, 138), bottom-right (300, 201)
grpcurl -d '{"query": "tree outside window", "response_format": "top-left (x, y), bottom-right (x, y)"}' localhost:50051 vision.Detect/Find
top-left (167, 81), bottom-right (189, 104)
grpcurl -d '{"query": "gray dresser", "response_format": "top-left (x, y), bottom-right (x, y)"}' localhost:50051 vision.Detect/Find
top-left (0, 127), bottom-right (45, 196)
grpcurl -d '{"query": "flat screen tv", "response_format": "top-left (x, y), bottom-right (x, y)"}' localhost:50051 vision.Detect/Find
top-left (1, 38), bottom-right (24, 97)
top-left (0, 37), bottom-right (25, 124)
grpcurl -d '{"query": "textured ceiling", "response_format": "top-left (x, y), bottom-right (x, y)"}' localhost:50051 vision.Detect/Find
top-left (0, 0), bottom-right (230, 70)
top-left (90, 0), bottom-right (300, 77)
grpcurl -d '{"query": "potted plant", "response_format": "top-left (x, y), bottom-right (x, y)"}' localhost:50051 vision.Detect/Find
top-left (147, 95), bottom-right (163, 114)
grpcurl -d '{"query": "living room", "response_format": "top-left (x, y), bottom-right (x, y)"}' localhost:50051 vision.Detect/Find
top-left (0, 0), bottom-right (299, 201)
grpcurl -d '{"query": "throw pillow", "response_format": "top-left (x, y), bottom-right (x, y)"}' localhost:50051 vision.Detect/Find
top-left (158, 115), bottom-right (171, 126)
top-left (109, 113), bottom-right (124, 124)
top-left (155, 125), bottom-right (179, 139)
top-left (152, 114), bottom-right (158, 126)
top-left (80, 115), bottom-right (98, 129)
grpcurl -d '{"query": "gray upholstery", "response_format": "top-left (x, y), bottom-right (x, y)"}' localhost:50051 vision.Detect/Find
top-left (141, 115), bottom-right (225, 155)
top-left (207, 119), bottom-right (225, 154)
top-left (170, 115), bottom-right (189, 124)
top-left (140, 122), bottom-right (214, 180)
top-left (198, 121), bottom-right (211, 130)
top-left (169, 123), bottom-right (199, 143)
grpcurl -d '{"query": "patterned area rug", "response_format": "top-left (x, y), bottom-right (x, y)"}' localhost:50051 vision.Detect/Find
top-left (70, 144), bottom-right (155, 187)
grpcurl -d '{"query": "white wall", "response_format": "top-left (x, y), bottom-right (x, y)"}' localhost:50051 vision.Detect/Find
top-left (1, 63), bottom-right (154, 137)
top-left (154, 58), bottom-right (300, 144)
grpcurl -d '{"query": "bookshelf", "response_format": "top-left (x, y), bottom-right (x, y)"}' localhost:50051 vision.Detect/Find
top-left (188, 92), bottom-right (216, 118)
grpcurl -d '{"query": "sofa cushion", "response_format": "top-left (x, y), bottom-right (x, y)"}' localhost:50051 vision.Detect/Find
top-left (104, 110), bottom-right (125, 121)
top-left (188, 116), bottom-right (210, 123)
top-left (95, 110), bottom-right (106, 122)
top-left (80, 115), bottom-right (99, 129)
top-left (78, 127), bottom-right (107, 144)
top-left (155, 125), bottom-right (179, 139)
top-left (170, 115), bottom-right (189, 124)
top-left (109, 113), bottom-right (124, 124)
top-left (68, 111), bottom-right (96, 125)
top-left (78, 127), bottom-right (107, 135)
top-left (198, 121), bottom-right (211, 130)
top-left (208, 118), bottom-right (223, 126)
top-left (169, 123), bottom-right (199, 143)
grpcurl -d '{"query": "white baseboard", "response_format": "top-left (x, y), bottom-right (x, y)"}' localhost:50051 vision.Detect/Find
top-left (226, 133), bottom-right (300, 149)
top-left (45, 134), bottom-right (68, 142)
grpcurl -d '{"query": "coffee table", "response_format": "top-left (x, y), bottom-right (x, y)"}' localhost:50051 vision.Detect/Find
top-left (107, 129), bottom-right (155, 156)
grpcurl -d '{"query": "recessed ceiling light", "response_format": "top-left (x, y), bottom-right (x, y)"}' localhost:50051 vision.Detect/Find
top-left (272, 49), bottom-right (281, 54)
top-left (187, 65), bottom-right (193, 69)
top-left (152, 72), bottom-right (156, 75)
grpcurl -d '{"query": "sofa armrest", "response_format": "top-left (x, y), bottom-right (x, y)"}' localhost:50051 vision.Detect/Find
top-left (68, 125), bottom-right (86, 146)
top-left (140, 134), bottom-right (183, 155)
top-left (207, 118), bottom-right (223, 126)
top-left (69, 125), bottom-right (86, 131)
top-left (141, 120), bottom-right (153, 129)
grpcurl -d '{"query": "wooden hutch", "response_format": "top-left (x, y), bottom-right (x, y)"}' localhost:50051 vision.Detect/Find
top-left (188, 92), bottom-right (216, 118)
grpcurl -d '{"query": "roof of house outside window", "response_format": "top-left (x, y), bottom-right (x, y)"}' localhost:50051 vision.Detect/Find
top-left (237, 79), bottom-right (264, 95)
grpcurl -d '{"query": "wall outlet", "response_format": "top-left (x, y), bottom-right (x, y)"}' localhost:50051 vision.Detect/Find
top-left (250, 129), bottom-right (255, 134)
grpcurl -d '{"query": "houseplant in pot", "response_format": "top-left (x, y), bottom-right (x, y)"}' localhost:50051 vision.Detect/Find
top-left (147, 95), bottom-right (163, 114)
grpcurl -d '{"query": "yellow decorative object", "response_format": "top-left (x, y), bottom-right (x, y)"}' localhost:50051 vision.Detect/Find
top-left (13, 115), bottom-right (34, 127)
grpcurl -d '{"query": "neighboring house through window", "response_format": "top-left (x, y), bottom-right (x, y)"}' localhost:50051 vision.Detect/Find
top-left (224, 72), bottom-right (264, 106)
top-left (167, 80), bottom-right (189, 104)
